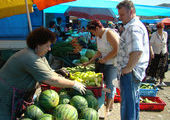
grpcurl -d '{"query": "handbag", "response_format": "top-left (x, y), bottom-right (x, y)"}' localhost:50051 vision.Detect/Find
top-left (94, 58), bottom-right (104, 73)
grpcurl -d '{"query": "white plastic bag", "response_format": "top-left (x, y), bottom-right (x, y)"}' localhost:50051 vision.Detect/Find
top-left (112, 79), bottom-right (120, 89)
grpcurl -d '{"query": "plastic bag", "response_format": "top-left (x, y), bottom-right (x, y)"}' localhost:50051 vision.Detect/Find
top-left (112, 79), bottom-right (120, 89)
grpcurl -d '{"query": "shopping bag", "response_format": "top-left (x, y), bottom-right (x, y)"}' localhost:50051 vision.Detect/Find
top-left (33, 0), bottom-right (76, 10)
top-left (0, 0), bottom-right (33, 19)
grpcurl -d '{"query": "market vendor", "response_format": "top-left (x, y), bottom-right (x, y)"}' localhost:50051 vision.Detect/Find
top-left (0, 27), bottom-right (86, 120)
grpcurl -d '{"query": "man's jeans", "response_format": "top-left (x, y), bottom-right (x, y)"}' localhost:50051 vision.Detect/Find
top-left (120, 72), bottom-right (141, 120)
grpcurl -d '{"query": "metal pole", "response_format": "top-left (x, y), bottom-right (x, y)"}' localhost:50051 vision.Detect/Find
top-left (25, 0), bottom-right (32, 32)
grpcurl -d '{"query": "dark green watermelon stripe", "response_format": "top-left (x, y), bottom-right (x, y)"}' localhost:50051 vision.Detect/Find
top-left (66, 105), bottom-right (77, 120)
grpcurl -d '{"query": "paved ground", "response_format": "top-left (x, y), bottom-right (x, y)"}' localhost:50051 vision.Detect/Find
top-left (98, 66), bottom-right (170, 120)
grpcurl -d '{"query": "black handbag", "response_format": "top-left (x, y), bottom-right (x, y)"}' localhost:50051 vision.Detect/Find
top-left (94, 58), bottom-right (104, 73)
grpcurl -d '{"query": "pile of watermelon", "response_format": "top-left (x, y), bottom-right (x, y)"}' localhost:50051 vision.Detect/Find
top-left (21, 89), bottom-right (99, 120)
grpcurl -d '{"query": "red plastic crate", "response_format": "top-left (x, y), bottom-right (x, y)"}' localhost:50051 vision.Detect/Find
top-left (41, 76), bottom-right (103, 98)
top-left (140, 97), bottom-right (166, 111)
top-left (41, 84), bottom-right (51, 91)
top-left (86, 86), bottom-right (103, 98)
top-left (40, 74), bottom-right (103, 98)
top-left (41, 84), bottom-right (103, 98)
top-left (41, 84), bottom-right (61, 92)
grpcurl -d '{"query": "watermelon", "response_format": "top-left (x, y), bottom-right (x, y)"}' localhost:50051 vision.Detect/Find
top-left (85, 95), bottom-right (98, 110)
top-left (37, 114), bottom-right (53, 120)
top-left (25, 105), bottom-right (44, 120)
top-left (20, 118), bottom-right (32, 120)
top-left (39, 89), bottom-right (59, 111)
top-left (80, 108), bottom-right (99, 120)
top-left (68, 88), bottom-right (82, 97)
top-left (59, 94), bottom-right (71, 104)
top-left (58, 88), bottom-right (68, 96)
top-left (85, 49), bottom-right (96, 59)
top-left (70, 95), bottom-right (88, 112)
top-left (83, 89), bottom-right (94, 97)
top-left (53, 104), bottom-right (78, 120)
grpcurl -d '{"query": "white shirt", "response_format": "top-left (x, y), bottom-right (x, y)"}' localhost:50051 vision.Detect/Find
top-left (117, 17), bottom-right (150, 81)
top-left (150, 31), bottom-right (168, 54)
top-left (96, 28), bottom-right (120, 65)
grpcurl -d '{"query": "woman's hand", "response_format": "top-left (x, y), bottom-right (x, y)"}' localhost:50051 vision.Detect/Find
top-left (72, 81), bottom-right (86, 94)
top-left (82, 62), bottom-right (90, 67)
top-left (97, 58), bottom-right (106, 64)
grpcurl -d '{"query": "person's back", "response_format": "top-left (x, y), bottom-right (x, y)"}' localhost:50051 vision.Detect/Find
top-left (0, 48), bottom-right (40, 90)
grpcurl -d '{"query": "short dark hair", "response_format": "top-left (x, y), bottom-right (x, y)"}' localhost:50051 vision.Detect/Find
top-left (26, 27), bottom-right (56, 49)
top-left (87, 20), bottom-right (103, 30)
top-left (116, 0), bottom-right (136, 13)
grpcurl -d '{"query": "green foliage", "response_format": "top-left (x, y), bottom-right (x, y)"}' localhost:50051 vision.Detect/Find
top-left (51, 41), bottom-right (73, 57)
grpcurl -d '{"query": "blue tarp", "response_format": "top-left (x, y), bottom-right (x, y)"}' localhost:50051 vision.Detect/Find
top-left (0, 7), bottom-right (43, 40)
top-left (141, 19), bottom-right (163, 24)
top-left (44, 0), bottom-right (170, 17)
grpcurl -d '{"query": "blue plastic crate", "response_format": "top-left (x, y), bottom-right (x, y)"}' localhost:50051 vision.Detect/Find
top-left (139, 87), bottom-right (159, 97)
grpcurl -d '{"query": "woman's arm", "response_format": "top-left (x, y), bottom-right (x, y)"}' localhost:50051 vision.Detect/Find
top-left (42, 72), bottom-right (86, 94)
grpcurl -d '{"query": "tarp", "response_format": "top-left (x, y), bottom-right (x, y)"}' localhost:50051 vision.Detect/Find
top-left (0, 0), bottom-right (33, 19)
top-left (141, 18), bottom-right (170, 25)
top-left (44, 0), bottom-right (170, 17)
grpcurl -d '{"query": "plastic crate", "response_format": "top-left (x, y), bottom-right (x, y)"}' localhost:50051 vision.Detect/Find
top-left (139, 84), bottom-right (159, 97)
top-left (41, 84), bottom-right (51, 91)
top-left (41, 84), bottom-right (103, 98)
top-left (140, 97), bottom-right (166, 111)
top-left (40, 75), bottom-right (103, 98)
top-left (41, 84), bottom-right (61, 92)
top-left (86, 85), bottom-right (103, 98)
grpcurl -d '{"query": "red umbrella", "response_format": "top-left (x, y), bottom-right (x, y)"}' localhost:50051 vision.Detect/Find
top-left (64, 6), bottom-right (116, 21)
top-left (161, 18), bottom-right (170, 25)
top-left (33, 0), bottom-right (76, 10)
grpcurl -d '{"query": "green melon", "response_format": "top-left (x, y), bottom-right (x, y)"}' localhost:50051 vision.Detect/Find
top-left (68, 88), bottom-right (82, 97)
top-left (59, 94), bottom-right (71, 104)
top-left (70, 95), bottom-right (88, 112)
top-left (20, 118), bottom-right (32, 120)
top-left (53, 104), bottom-right (78, 120)
top-left (83, 89), bottom-right (94, 97)
top-left (80, 56), bottom-right (89, 63)
top-left (39, 89), bottom-right (59, 111)
top-left (85, 95), bottom-right (98, 110)
top-left (37, 114), bottom-right (53, 120)
top-left (85, 49), bottom-right (96, 59)
top-left (80, 108), bottom-right (99, 120)
top-left (25, 105), bottom-right (44, 120)
top-left (58, 88), bottom-right (68, 96)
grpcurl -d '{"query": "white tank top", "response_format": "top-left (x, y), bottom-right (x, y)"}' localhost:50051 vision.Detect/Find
top-left (96, 28), bottom-right (119, 65)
